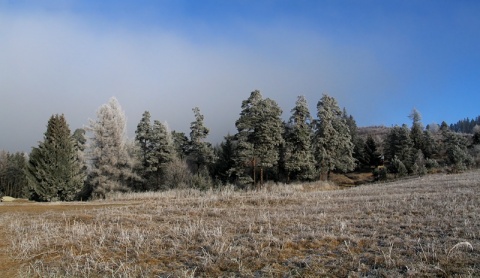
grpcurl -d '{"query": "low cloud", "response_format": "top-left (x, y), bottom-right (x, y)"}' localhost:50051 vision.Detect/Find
top-left (1, 10), bottom-right (397, 152)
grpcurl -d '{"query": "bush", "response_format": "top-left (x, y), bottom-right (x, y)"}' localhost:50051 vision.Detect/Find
top-left (373, 166), bottom-right (388, 181)
top-left (389, 156), bottom-right (407, 178)
top-left (162, 158), bottom-right (193, 189)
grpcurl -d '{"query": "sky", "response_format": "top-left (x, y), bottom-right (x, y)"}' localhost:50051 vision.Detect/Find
top-left (1, 0), bottom-right (479, 152)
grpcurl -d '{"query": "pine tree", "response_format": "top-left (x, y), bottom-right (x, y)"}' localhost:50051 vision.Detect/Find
top-left (27, 114), bottom-right (86, 201)
top-left (0, 151), bottom-right (28, 198)
top-left (283, 95), bottom-right (316, 181)
top-left (441, 126), bottom-right (473, 172)
top-left (343, 108), bottom-right (365, 169)
top-left (171, 131), bottom-right (190, 160)
top-left (234, 90), bottom-right (284, 185)
top-left (409, 108), bottom-right (424, 151)
top-left (149, 120), bottom-right (176, 189)
top-left (213, 134), bottom-right (236, 184)
top-left (389, 155), bottom-right (408, 178)
top-left (188, 107), bottom-right (215, 176)
top-left (384, 125), bottom-right (414, 171)
top-left (135, 111), bottom-right (152, 175)
top-left (87, 97), bottom-right (138, 198)
top-left (314, 94), bottom-right (355, 180)
top-left (364, 135), bottom-right (380, 167)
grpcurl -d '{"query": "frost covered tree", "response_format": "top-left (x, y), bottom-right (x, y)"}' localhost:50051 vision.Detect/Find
top-left (149, 120), bottom-right (176, 189)
top-left (135, 111), bottom-right (152, 175)
top-left (87, 97), bottom-right (138, 198)
top-left (384, 124), bottom-right (414, 170)
top-left (134, 111), bottom-right (176, 190)
top-left (283, 95), bottom-right (316, 181)
top-left (27, 114), bottom-right (86, 201)
top-left (188, 107), bottom-right (215, 176)
top-left (441, 125), bottom-right (473, 172)
top-left (409, 108), bottom-right (424, 151)
top-left (314, 94), bottom-right (355, 180)
top-left (233, 90), bottom-right (284, 185)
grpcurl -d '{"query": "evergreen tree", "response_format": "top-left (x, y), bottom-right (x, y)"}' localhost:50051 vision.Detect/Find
top-left (412, 150), bottom-right (427, 176)
top-left (389, 155), bottom-right (407, 178)
top-left (0, 151), bottom-right (28, 198)
top-left (27, 114), bottom-right (86, 201)
top-left (188, 107), bottom-right (215, 176)
top-left (234, 90), bottom-right (284, 185)
top-left (213, 134), bottom-right (236, 184)
top-left (87, 97), bottom-right (138, 198)
top-left (441, 126), bottom-right (473, 171)
top-left (314, 94), bottom-right (355, 180)
top-left (384, 125), bottom-right (414, 171)
top-left (342, 108), bottom-right (365, 169)
top-left (172, 131), bottom-right (190, 160)
top-left (421, 130), bottom-right (437, 159)
top-left (149, 120), bottom-right (176, 189)
top-left (364, 135), bottom-right (380, 167)
top-left (135, 111), bottom-right (152, 176)
top-left (409, 108), bottom-right (424, 151)
top-left (283, 95), bottom-right (316, 181)
top-left (472, 125), bottom-right (480, 145)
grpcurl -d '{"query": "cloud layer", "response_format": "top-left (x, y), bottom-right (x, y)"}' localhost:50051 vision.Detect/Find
top-left (1, 2), bottom-right (479, 152)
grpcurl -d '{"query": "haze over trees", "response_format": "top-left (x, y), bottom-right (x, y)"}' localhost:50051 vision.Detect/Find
top-left (2, 91), bottom-right (480, 201)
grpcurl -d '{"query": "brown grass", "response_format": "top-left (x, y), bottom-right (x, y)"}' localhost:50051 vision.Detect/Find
top-left (0, 171), bottom-right (479, 277)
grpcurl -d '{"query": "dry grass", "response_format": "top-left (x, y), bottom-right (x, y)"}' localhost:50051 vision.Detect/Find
top-left (0, 171), bottom-right (479, 277)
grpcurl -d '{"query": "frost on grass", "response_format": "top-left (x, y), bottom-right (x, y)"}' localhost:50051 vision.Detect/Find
top-left (1, 172), bottom-right (479, 277)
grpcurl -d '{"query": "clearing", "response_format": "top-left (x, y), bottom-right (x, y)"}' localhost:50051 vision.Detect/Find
top-left (0, 171), bottom-right (478, 277)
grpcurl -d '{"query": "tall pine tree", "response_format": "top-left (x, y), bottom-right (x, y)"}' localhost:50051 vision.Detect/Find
top-left (283, 95), bottom-right (316, 181)
top-left (27, 114), bottom-right (86, 201)
top-left (234, 90), bottom-right (284, 185)
top-left (314, 94), bottom-right (355, 180)
top-left (188, 107), bottom-right (215, 176)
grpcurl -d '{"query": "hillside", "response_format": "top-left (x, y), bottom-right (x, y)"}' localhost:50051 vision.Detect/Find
top-left (0, 171), bottom-right (478, 277)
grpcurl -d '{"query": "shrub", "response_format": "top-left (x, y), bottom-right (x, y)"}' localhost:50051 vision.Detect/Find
top-left (373, 166), bottom-right (388, 181)
top-left (389, 156), bottom-right (407, 178)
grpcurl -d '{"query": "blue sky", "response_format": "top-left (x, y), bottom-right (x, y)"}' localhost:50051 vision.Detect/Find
top-left (1, 0), bottom-right (479, 152)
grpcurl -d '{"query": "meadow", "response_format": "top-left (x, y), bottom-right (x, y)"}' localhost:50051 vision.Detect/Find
top-left (0, 171), bottom-right (478, 277)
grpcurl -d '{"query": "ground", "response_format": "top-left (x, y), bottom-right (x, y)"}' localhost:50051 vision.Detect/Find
top-left (0, 171), bottom-right (478, 277)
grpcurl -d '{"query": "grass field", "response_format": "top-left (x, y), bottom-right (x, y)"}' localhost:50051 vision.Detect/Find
top-left (0, 171), bottom-right (478, 277)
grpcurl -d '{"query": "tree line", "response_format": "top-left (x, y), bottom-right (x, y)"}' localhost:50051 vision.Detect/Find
top-left (1, 91), bottom-right (480, 201)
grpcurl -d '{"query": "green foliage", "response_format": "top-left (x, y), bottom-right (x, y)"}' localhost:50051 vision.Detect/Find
top-left (27, 114), bottom-right (86, 202)
top-left (233, 90), bottom-right (284, 185)
top-left (384, 125), bottom-right (414, 170)
top-left (212, 135), bottom-right (236, 184)
top-left (171, 131), bottom-right (190, 159)
top-left (441, 127), bottom-right (473, 172)
top-left (134, 112), bottom-right (177, 190)
top-left (363, 135), bottom-right (380, 167)
top-left (425, 158), bottom-right (439, 170)
top-left (389, 156), bottom-right (408, 178)
top-left (188, 107), bottom-right (215, 175)
top-left (409, 108), bottom-right (424, 151)
top-left (283, 96), bottom-right (317, 181)
top-left (135, 111), bottom-right (152, 174)
top-left (373, 166), bottom-right (388, 181)
top-left (314, 94), bottom-right (355, 179)
top-left (0, 151), bottom-right (28, 198)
